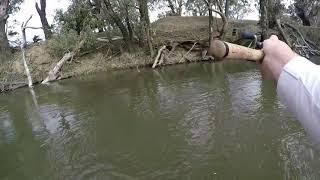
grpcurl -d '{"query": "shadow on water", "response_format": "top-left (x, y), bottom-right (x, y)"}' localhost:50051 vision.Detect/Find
top-left (0, 59), bottom-right (320, 179)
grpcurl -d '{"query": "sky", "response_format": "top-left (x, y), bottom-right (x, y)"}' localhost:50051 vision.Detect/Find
top-left (8, 0), bottom-right (262, 44)
top-left (8, 0), bottom-right (71, 43)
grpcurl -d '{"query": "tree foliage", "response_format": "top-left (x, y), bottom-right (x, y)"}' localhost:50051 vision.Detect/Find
top-left (54, 0), bottom-right (105, 35)
top-left (228, 0), bottom-right (252, 20)
top-left (288, 0), bottom-right (319, 26)
top-left (0, 0), bottom-right (23, 52)
top-left (6, 0), bottom-right (24, 15)
top-left (151, 0), bottom-right (251, 19)
top-left (259, 0), bottom-right (284, 33)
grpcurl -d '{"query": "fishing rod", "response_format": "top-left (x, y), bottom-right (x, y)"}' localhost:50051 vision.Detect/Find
top-left (208, 32), bottom-right (264, 62)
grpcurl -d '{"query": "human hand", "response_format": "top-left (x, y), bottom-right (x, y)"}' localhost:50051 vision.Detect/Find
top-left (261, 35), bottom-right (298, 82)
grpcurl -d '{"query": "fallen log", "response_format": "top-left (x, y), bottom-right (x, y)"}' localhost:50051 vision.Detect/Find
top-left (42, 52), bottom-right (76, 84)
top-left (152, 46), bottom-right (166, 68)
top-left (42, 40), bottom-right (85, 84)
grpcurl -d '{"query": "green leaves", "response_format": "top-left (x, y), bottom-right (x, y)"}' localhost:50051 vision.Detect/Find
top-left (7, 0), bottom-right (23, 15)
top-left (54, 0), bottom-right (105, 35)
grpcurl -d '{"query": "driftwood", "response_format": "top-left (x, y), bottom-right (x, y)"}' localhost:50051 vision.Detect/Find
top-left (42, 40), bottom-right (85, 84)
top-left (158, 52), bottom-right (165, 66)
top-left (151, 39), bottom-right (213, 69)
top-left (179, 42), bottom-right (197, 63)
top-left (152, 46), bottom-right (166, 68)
top-left (96, 36), bottom-right (124, 42)
top-left (42, 52), bottom-right (76, 84)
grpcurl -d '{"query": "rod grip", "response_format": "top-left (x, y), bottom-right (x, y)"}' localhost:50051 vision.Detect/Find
top-left (208, 40), bottom-right (264, 62)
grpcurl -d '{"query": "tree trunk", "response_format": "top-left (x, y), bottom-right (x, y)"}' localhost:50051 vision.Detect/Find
top-left (0, 19), bottom-right (9, 52)
top-left (208, 2), bottom-right (213, 45)
top-left (177, 0), bottom-right (183, 16)
top-left (138, 0), bottom-right (154, 57)
top-left (102, 0), bottom-right (132, 51)
top-left (260, 0), bottom-right (268, 40)
top-left (113, 16), bottom-right (131, 50)
top-left (167, 0), bottom-right (177, 15)
top-left (295, 6), bottom-right (311, 26)
top-left (225, 0), bottom-right (230, 19)
top-left (124, 5), bottom-right (134, 41)
top-left (36, 0), bottom-right (52, 40)
top-left (0, 0), bottom-right (9, 52)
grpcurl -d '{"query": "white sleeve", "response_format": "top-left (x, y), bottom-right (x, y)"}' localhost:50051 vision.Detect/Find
top-left (277, 56), bottom-right (320, 145)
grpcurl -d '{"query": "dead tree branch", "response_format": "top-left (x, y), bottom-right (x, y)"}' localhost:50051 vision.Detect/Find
top-left (210, 8), bottom-right (228, 39)
top-left (152, 46), bottom-right (166, 68)
top-left (21, 15), bottom-right (42, 87)
top-left (42, 40), bottom-right (85, 84)
top-left (277, 22), bottom-right (320, 58)
top-left (179, 42), bottom-right (197, 63)
top-left (275, 19), bottom-right (292, 47)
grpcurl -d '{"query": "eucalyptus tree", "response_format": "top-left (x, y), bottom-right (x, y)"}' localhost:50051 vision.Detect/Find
top-left (98, 0), bottom-right (138, 50)
top-left (137, 0), bottom-right (154, 56)
top-left (289, 0), bottom-right (319, 26)
top-left (259, 0), bottom-right (284, 40)
top-left (185, 0), bottom-right (207, 16)
top-left (151, 0), bottom-right (186, 16)
top-left (227, 0), bottom-right (252, 20)
top-left (0, 0), bottom-right (23, 52)
top-left (35, 0), bottom-right (52, 39)
top-left (164, 0), bottom-right (184, 16)
top-left (184, 0), bottom-right (251, 19)
top-left (55, 0), bottom-right (114, 37)
top-left (56, 0), bottom-right (155, 54)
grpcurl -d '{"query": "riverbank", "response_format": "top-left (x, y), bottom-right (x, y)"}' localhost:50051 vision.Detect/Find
top-left (0, 42), bottom-right (208, 92)
top-left (1, 16), bottom-right (319, 92)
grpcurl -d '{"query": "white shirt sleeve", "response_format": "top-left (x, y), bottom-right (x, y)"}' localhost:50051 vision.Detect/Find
top-left (277, 56), bottom-right (320, 145)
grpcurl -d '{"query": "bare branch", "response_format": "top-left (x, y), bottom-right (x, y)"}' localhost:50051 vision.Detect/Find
top-left (20, 15), bottom-right (34, 87)
top-left (21, 15), bottom-right (33, 29)
top-left (179, 42), bottom-right (197, 63)
top-left (24, 27), bottom-right (43, 30)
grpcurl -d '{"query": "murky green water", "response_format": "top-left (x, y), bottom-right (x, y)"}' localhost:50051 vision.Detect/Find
top-left (1, 60), bottom-right (320, 180)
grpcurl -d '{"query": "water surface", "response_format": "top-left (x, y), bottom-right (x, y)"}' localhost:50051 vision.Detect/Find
top-left (1, 60), bottom-right (320, 180)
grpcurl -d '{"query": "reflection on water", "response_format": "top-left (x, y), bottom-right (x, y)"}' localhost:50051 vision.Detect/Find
top-left (0, 60), bottom-right (319, 179)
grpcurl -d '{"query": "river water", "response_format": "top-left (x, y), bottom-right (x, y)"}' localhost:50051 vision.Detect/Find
top-left (1, 60), bottom-right (320, 180)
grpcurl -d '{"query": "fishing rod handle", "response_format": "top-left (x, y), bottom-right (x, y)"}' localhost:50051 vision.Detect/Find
top-left (208, 40), bottom-right (264, 62)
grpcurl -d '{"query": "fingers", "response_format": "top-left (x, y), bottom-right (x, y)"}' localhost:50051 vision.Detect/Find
top-left (262, 35), bottom-right (279, 52)
top-left (270, 35), bottom-right (279, 41)
top-left (263, 35), bottom-right (279, 44)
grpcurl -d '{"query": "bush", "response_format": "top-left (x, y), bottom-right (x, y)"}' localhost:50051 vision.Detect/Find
top-left (47, 30), bottom-right (99, 58)
top-left (47, 30), bottom-right (79, 58)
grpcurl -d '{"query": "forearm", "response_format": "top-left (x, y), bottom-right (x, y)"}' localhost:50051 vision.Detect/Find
top-left (277, 56), bottom-right (320, 145)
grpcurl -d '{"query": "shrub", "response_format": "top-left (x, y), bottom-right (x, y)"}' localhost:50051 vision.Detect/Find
top-left (47, 30), bottom-right (98, 58)
top-left (47, 30), bottom-right (79, 58)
